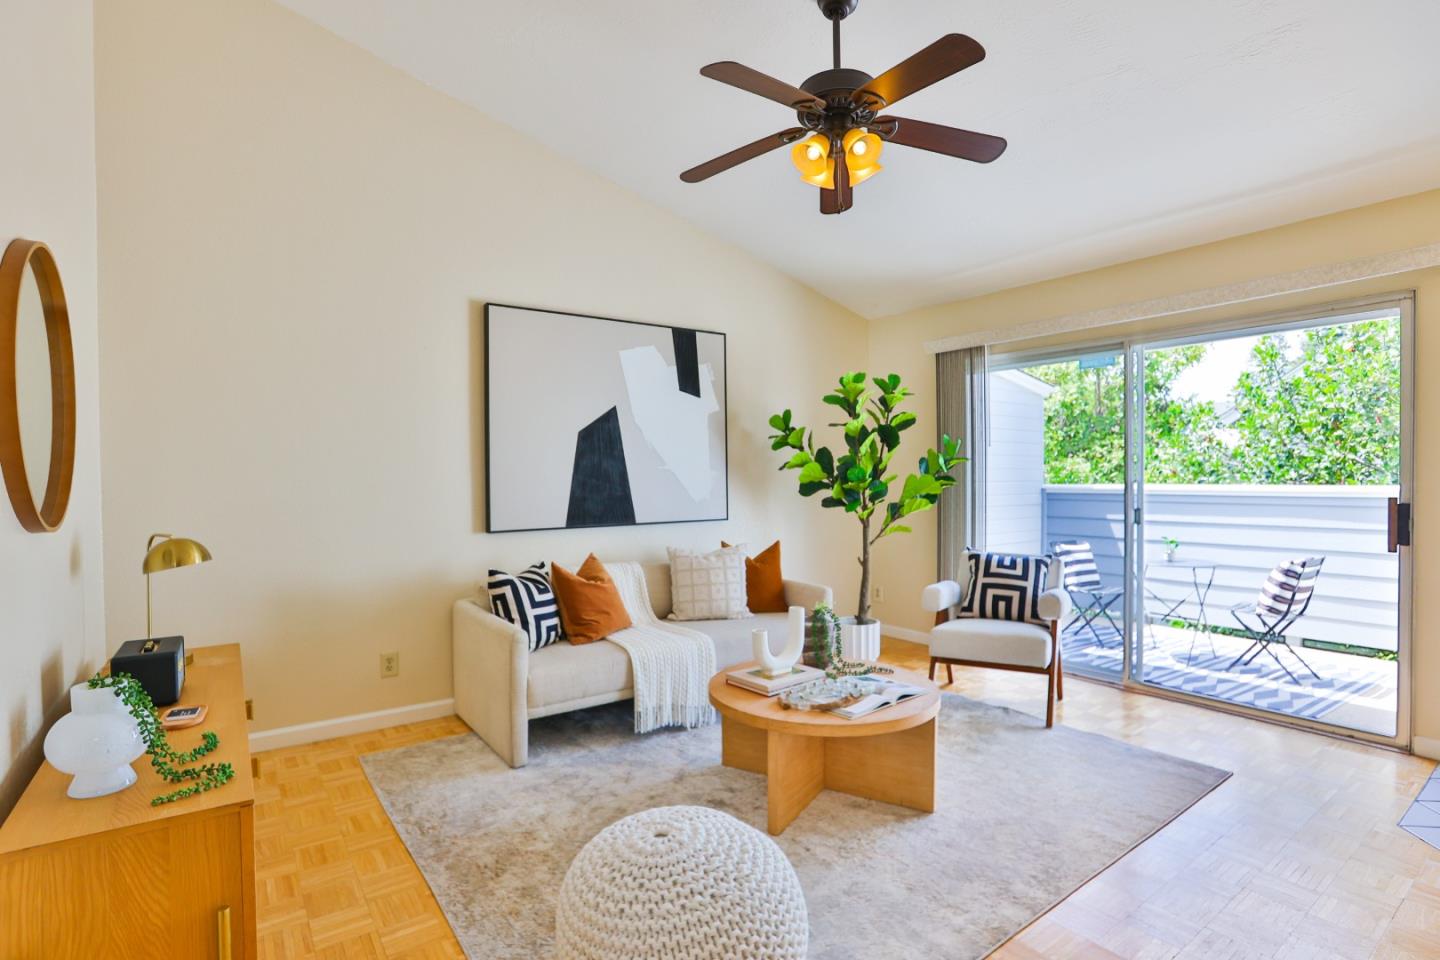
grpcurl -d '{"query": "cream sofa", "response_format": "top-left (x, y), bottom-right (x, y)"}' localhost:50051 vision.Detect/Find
top-left (453, 562), bottom-right (831, 767)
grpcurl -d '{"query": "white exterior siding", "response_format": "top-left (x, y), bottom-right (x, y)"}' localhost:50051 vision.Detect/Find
top-left (984, 370), bottom-right (1052, 555)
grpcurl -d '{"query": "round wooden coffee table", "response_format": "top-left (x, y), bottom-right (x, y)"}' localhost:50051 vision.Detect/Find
top-left (708, 665), bottom-right (941, 835)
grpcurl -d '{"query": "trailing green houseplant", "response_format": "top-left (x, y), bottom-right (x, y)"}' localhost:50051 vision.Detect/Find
top-left (769, 371), bottom-right (963, 626)
top-left (808, 602), bottom-right (892, 678)
top-left (87, 673), bottom-right (235, 806)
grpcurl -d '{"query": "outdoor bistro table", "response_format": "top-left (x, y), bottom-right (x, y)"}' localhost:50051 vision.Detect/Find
top-left (1145, 560), bottom-right (1218, 662)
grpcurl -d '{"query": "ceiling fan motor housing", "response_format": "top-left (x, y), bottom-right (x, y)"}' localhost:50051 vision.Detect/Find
top-left (799, 68), bottom-right (878, 135)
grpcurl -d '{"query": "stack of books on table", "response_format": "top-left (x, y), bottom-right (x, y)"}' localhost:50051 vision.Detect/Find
top-left (725, 664), bottom-right (825, 696)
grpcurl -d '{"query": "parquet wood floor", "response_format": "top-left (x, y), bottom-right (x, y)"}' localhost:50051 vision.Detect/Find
top-left (254, 638), bottom-right (1439, 959)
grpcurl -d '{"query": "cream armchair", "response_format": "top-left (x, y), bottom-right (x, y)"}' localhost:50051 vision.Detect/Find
top-left (920, 559), bottom-right (1072, 727)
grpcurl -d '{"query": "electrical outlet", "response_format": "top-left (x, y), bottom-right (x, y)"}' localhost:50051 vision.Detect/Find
top-left (380, 651), bottom-right (399, 679)
top-left (873, 585), bottom-right (886, 603)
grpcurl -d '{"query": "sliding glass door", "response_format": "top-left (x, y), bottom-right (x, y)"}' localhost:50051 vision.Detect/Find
top-left (984, 296), bottom-right (1412, 746)
top-left (985, 348), bottom-right (1128, 683)
top-left (1132, 306), bottom-right (1409, 740)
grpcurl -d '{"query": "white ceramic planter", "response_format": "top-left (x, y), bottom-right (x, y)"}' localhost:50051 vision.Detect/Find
top-left (839, 618), bottom-right (882, 662)
top-left (43, 683), bottom-right (145, 799)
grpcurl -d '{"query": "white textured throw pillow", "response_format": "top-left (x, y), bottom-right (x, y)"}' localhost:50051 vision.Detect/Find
top-left (666, 546), bottom-right (751, 621)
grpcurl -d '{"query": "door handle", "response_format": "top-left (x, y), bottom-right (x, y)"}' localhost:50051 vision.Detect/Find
top-left (217, 905), bottom-right (232, 960)
top-left (1388, 498), bottom-right (1412, 552)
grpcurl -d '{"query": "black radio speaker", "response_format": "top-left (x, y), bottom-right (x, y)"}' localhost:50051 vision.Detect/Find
top-left (111, 636), bottom-right (186, 706)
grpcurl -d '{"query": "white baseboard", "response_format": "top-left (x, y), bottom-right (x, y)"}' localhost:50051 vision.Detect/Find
top-left (249, 698), bottom-right (455, 752)
top-left (1413, 736), bottom-right (1440, 761)
top-left (883, 626), bottom-right (931, 646)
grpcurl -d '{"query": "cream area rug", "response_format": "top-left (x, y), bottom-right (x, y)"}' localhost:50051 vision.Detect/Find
top-left (360, 696), bottom-right (1229, 959)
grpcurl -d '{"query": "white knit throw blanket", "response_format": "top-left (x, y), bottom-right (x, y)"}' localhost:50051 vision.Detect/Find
top-left (604, 562), bottom-right (717, 733)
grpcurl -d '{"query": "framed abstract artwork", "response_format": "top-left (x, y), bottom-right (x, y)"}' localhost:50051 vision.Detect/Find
top-left (484, 303), bottom-right (728, 532)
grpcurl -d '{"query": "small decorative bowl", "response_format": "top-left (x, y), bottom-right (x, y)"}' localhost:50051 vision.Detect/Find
top-left (779, 677), bottom-right (872, 711)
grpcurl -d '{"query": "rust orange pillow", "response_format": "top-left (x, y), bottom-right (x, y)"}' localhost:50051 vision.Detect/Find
top-left (721, 540), bottom-right (787, 613)
top-left (552, 554), bottom-right (632, 644)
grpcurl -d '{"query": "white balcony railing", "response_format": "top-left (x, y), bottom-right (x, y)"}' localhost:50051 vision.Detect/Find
top-left (1034, 484), bottom-right (1399, 652)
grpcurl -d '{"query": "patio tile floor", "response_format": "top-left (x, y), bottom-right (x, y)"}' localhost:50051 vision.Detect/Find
top-left (1061, 620), bottom-right (1398, 737)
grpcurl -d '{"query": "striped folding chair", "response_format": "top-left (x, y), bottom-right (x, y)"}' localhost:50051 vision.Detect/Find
top-left (1052, 541), bottom-right (1124, 648)
top-left (1226, 557), bottom-right (1325, 683)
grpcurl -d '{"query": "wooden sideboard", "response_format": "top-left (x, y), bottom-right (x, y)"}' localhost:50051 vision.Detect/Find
top-left (0, 643), bottom-right (256, 959)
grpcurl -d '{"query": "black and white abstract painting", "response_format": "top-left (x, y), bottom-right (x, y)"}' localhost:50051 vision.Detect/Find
top-left (484, 303), bottom-right (728, 532)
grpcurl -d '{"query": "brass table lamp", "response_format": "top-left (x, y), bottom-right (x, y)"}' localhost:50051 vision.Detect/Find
top-left (143, 533), bottom-right (212, 638)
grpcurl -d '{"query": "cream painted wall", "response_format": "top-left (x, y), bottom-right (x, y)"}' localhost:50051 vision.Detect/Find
top-left (867, 189), bottom-right (1440, 749)
top-left (94, 0), bottom-right (867, 734)
top-left (0, 1), bottom-right (106, 818)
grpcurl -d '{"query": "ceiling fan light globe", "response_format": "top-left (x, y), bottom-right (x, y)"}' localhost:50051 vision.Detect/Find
top-left (790, 134), bottom-right (833, 186)
top-left (847, 161), bottom-right (881, 186)
top-left (800, 160), bottom-right (835, 189)
top-left (842, 129), bottom-right (883, 184)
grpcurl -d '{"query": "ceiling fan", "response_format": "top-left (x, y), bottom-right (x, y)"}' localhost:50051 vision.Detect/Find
top-left (679, 0), bottom-right (1007, 215)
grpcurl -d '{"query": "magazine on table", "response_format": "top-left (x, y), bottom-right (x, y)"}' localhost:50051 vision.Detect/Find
top-left (828, 675), bottom-right (928, 719)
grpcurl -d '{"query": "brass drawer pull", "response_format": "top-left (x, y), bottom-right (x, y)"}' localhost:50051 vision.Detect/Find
top-left (251, 757), bottom-right (259, 779)
top-left (217, 905), bottom-right (232, 960)
top-left (245, 699), bottom-right (253, 720)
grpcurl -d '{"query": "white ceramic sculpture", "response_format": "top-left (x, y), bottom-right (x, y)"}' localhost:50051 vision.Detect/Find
top-left (554, 805), bottom-right (808, 960)
top-left (43, 683), bottom-right (145, 799)
top-left (753, 605), bottom-right (807, 678)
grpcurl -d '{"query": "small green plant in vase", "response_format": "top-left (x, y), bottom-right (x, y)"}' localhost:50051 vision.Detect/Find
top-left (88, 673), bottom-right (235, 806)
top-left (770, 372), bottom-right (963, 661)
top-left (1162, 536), bottom-right (1180, 562)
top-left (808, 602), bottom-right (892, 678)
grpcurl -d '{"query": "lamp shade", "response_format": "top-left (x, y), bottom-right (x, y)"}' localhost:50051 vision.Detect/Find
top-left (142, 536), bottom-right (212, 574)
top-left (789, 134), bottom-right (834, 189)
top-left (842, 128), bottom-right (883, 186)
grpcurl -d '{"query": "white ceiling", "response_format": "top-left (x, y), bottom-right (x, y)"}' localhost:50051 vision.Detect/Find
top-left (277, 0), bottom-right (1440, 318)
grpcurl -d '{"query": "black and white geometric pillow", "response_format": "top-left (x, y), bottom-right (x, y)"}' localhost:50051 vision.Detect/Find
top-left (488, 563), bottom-right (563, 651)
top-left (958, 552), bottom-right (1051, 627)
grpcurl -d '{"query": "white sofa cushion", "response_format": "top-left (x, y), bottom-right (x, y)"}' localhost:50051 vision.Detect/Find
top-left (527, 612), bottom-right (791, 713)
top-left (666, 546), bottom-right (750, 621)
top-left (929, 617), bottom-right (1053, 669)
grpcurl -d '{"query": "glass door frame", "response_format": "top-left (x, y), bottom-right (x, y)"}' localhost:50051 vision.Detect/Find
top-left (1122, 293), bottom-right (1414, 751)
top-left (990, 291), bottom-right (1414, 750)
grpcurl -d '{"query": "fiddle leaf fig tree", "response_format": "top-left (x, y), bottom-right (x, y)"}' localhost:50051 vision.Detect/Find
top-left (769, 372), bottom-right (963, 625)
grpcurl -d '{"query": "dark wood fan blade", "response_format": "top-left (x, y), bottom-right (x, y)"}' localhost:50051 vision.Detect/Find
top-left (876, 115), bottom-right (1007, 163)
top-left (820, 147), bottom-right (852, 214)
top-left (680, 128), bottom-right (806, 183)
top-left (853, 34), bottom-right (985, 110)
top-left (700, 61), bottom-right (826, 112)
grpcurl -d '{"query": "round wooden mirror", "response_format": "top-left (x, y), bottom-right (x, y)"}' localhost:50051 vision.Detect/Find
top-left (0, 239), bottom-right (76, 532)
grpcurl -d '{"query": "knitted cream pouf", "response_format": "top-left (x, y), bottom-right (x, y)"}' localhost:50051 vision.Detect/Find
top-left (554, 805), bottom-right (809, 960)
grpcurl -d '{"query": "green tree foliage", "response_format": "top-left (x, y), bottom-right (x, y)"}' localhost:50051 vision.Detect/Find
top-left (769, 373), bottom-right (963, 623)
top-left (1024, 318), bottom-right (1399, 485)
top-left (1024, 356), bottom-right (1125, 484)
top-left (1223, 320), bottom-right (1400, 484)
top-left (1027, 345), bottom-right (1229, 484)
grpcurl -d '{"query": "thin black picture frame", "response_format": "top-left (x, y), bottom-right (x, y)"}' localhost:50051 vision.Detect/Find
top-left (483, 302), bottom-right (730, 534)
